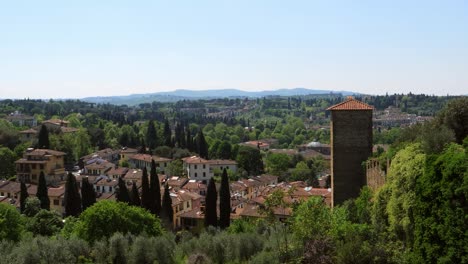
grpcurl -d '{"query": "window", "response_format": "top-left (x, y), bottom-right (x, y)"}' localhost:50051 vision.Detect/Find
top-left (40, 164), bottom-right (44, 170)
top-left (54, 199), bottom-right (59, 205)
top-left (186, 201), bottom-right (189, 208)
top-left (32, 164), bottom-right (36, 169)
top-left (203, 164), bottom-right (205, 169)
top-left (32, 174), bottom-right (37, 180)
top-left (203, 172), bottom-right (206, 177)
top-left (194, 165), bottom-right (197, 169)
top-left (96, 186), bottom-right (100, 191)
top-left (109, 187), bottom-right (112, 192)
top-left (194, 173), bottom-right (197, 177)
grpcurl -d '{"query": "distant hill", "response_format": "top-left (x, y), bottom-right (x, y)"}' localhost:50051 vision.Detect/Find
top-left (82, 88), bottom-right (359, 105)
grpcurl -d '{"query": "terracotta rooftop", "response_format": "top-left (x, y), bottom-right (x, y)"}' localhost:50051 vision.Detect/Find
top-left (326, 97), bottom-right (373, 111)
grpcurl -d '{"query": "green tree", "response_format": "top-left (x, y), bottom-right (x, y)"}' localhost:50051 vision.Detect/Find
top-left (0, 202), bottom-right (23, 241)
top-left (0, 147), bottom-right (16, 179)
top-left (290, 161), bottom-right (311, 182)
top-left (150, 159), bottom-right (161, 215)
top-left (26, 209), bottom-right (64, 236)
top-left (38, 124), bottom-right (50, 149)
top-left (217, 141), bottom-right (232, 159)
top-left (64, 172), bottom-right (82, 217)
top-left (161, 183), bottom-right (173, 230)
top-left (204, 178), bottom-right (218, 227)
top-left (167, 159), bottom-right (184, 176)
top-left (412, 143), bottom-right (467, 263)
top-left (386, 144), bottom-right (425, 245)
top-left (219, 168), bottom-right (231, 229)
top-left (266, 155), bottom-right (293, 177)
top-left (236, 146), bottom-right (263, 176)
top-left (146, 120), bottom-right (158, 153)
top-left (197, 129), bottom-right (209, 159)
top-left (20, 181), bottom-right (29, 213)
top-left (36, 171), bottom-right (50, 210)
top-left (437, 97), bottom-right (468, 144)
top-left (71, 200), bottom-right (163, 243)
top-left (116, 177), bottom-right (131, 204)
top-left (23, 197), bottom-right (41, 217)
top-left (130, 181), bottom-right (141, 206)
top-left (81, 177), bottom-right (96, 211)
top-left (141, 167), bottom-right (151, 211)
top-left (163, 119), bottom-right (172, 147)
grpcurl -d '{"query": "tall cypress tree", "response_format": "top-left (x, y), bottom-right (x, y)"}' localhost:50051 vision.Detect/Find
top-left (64, 172), bottom-right (82, 217)
top-left (146, 120), bottom-right (157, 153)
top-left (186, 127), bottom-right (193, 152)
top-left (219, 168), bottom-right (231, 229)
top-left (161, 183), bottom-right (174, 230)
top-left (150, 159), bottom-right (161, 215)
top-left (163, 119), bottom-right (172, 147)
top-left (38, 124), bottom-right (50, 149)
top-left (197, 129), bottom-right (209, 159)
top-left (141, 167), bottom-right (151, 211)
top-left (130, 181), bottom-right (141, 206)
top-left (116, 177), bottom-right (131, 204)
top-left (81, 177), bottom-right (96, 211)
top-left (20, 181), bottom-right (29, 213)
top-left (36, 171), bottom-right (50, 210)
top-left (204, 178), bottom-right (218, 227)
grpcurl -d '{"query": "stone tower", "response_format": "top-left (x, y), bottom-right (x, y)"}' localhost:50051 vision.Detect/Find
top-left (327, 97), bottom-right (373, 206)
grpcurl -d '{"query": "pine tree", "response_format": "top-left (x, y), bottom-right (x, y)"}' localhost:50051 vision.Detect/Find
top-left (38, 124), bottom-right (50, 149)
top-left (146, 120), bottom-right (157, 153)
top-left (197, 129), bottom-right (209, 159)
top-left (36, 171), bottom-right (50, 210)
top-left (204, 178), bottom-right (218, 227)
top-left (219, 168), bottom-right (231, 229)
top-left (130, 181), bottom-right (141, 206)
top-left (161, 183), bottom-right (173, 230)
top-left (163, 119), bottom-right (172, 147)
top-left (81, 177), bottom-right (96, 211)
top-left (139, 138), bottom-right (147, 154)
top-left (20, 181), bottom-right (29, 213)
top-left (64, 172), bottom-right (82, 217)
top-left (116, 177), bottom-right (131, 204)
top-left (150, 159), bottom-right (161, 215)
top-left (141, 167), bottom-right (151, 211)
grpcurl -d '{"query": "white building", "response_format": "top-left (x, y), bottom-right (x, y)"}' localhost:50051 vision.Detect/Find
top-left (182, 156), bottom-right (237, 183)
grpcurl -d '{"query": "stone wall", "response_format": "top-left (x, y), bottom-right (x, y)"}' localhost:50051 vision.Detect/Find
top-left (331, 110), bottom-right (372, 206)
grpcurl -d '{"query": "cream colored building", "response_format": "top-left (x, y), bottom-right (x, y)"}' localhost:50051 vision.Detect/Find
top-left (16, 149), bottom-right (66, 185)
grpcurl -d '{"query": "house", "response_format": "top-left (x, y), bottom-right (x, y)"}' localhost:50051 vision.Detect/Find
top-left (0, 181), bottom-right (21, 199)
top-left (165, 176), bottom-right (189, 191)
top-left (19, 128), bottom-right (38, 142)
top-left (182, 156), bottom-right (237, 183)
top-left (106, 167), bottom-right (129, 180)
top-left (127, 154), bottom-right (172, 175)
top-left (5, 112), bottom-right (37, 127)
top-left (171, 190), bottom-right (202, 229)
top-left (15, 148), bottom-right (66, 185)
top-left (83, 158), bottom-right (115, 176)
top-left (95, 177), bottom-right (118, 194)
top-left (119, 147), bottom-right (138, 162)
top-left (239, 140), bottom-right (270, 150)
top-left (181, 180), bottom-right (207, 196)
top-left (81, 148), bottom-right (120, 165)
top-left (48, 185), bottom-right (65, 214)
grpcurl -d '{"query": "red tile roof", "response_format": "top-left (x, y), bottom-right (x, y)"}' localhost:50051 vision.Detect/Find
top-left (327, 97), bottom-right (373, 111)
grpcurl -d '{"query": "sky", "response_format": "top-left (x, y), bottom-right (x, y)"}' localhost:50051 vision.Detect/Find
top-left (1, 0), bottom-right (467, 99)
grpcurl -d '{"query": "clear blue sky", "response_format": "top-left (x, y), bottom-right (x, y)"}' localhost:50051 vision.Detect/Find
top-left (1, 0), bottom-right (467, 99)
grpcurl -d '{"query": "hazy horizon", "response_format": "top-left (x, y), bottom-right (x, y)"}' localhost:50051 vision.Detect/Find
top-left (1, 1), bottom-right (467, 99)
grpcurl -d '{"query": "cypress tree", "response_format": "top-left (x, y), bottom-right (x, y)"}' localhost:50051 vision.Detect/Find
top-left (161, 183), bottom-right (173, 230)
top-left (20, 181), bottom-right (29, 213)
top-left (150, 159), bottom-right (161, 215)
top-left (38, 124), bottom-right (50, 149)
top-left (116, 177), bottom-right (131, 204)
top-left (81, 177), bottom-right (96, 211)
top-left (163, 119), bottom-right (172, 147)
top-left (141, 167), bottom-right (151, 211)
top-left (186, 127), bottom-right (193, 151)
top-left (219, 168), bottom-right (231, 229)
top-left (146, 120), bottom-right (157, 153)
top-left (204, 178), bottom-right (218, 227)
top-left (130, 181), bottom-right (141, 206)
top-left (197, 129), bottom-right (209, 159)
top-left (64, 172), bottom-right (82, 217)
top-left (36, 171), bottom-right (50, 210)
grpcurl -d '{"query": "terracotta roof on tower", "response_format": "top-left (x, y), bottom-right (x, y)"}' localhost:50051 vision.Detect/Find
top-left (326, 97), bottom-right (373, 111)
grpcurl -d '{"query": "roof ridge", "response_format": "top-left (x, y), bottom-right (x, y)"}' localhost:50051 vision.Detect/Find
top-left (326, 97), bottom-right (373, 111)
